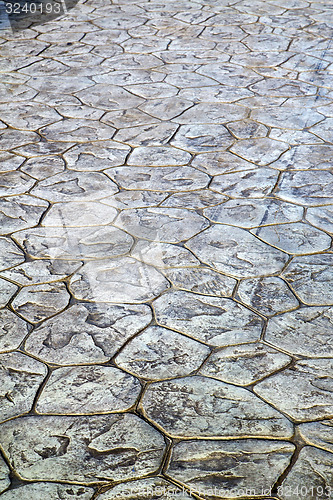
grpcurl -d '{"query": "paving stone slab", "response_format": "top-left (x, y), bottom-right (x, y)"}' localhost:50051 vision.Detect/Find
top-left (115, 207), bottom-right (208, 242)
top-left (265, 306), bottom-right (333, 357)
top-left (167, 440), bottom-right (295, 498)
top-left (276, 170), bottom-right (333, 206)
top-left (0, 238), bottom-right (25, 271)
top-left (279, 447), bottom-right (333, 500)
top-left (25, 302), bottom-right (152, 364)
top-left (114, 123), bottom-right (179, 147)
top-left (131, 241), bottom-right (200, 268)
top-left (0, 414), bottom-right (165, 482)
top-left (0, 102), bottom-right (61, 131)
top-left (163, 267), bottom-right (236, 296)
top-left (0, 483), bottom-right (94, 500)
top-left (106, 166), bottom-right (209, 191)
top-left (76, 84), bottom-right (145, 110)
top-left (42, 202), bottom-right (118, 227)
top-left (40, 119), bottom-right (116, 142)
top-left (31, 171), bottom-right (118, 202)
top-left (306, 205), bottom-right (333, 233)
top-left (237, 277), bottom-right (299, 316)
top-left (186, 225), bottom-right (288, 278)
top-left (127, 146), bottom-right (191, 166)
top-left (36, 365), bottom-right (141, 414)
top-left (21, 156), bottom-right (65, 180)
top-left (11, 283), bottom-right (70, 323)
top-left (255, 359), bottom-right (333, 421)
top-left (204, 198), bottom-right (303, 228)
top-left (0, 171), bottom-right (35, 196)
top-left (199, 343), bottom-right (291, 386)
top-left (253, 222), bottom-right (331, 254)
top-left (191, 151), bottom-right (258, 176)
top-left (0, 260), bottom-right (82, 285)
top-left (153, 290), bottom-right (263, 346)
top-left (299, 420), bottom-right (333, 454)
top-left (14, 226), bottom-right (133, 260)
top-left (229, 138), bottom-right (289, 165)
top-left (210, 168), bottom-right (279, 198)
top-left (170, 124), bottom-right (234, 152)
top-left (175, 103), bottom-right (247, 124)
top-left (282, 254), bottom-right (333, 306)
top-left (96, 478), bottom-right (191, 499)
top-left (0, 352), bottom-right (46, 422)
top-left (103, 190), bottom-right (168, 209)
top-left (141, 376), bottom-right (293, 438)
top-left (63, 141), bottom-right (131, 171)
top-left (115, 325), bottom-right (210, 380)
top-left (0, 308), bottom-right (30, 352)
top-left (160, 190), bottom-right (226, 209)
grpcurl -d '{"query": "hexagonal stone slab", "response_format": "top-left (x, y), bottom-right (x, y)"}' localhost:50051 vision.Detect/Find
top-left (0, 309), bottom-right (29, 352)
top-left (76, 84), bottom-right (145, 110)
top-left (199, 343), bottom-right (291, 386)
top-left (115, 326), bottom-right (210, 380)
top-left (167, 440), bottom-right (295, 497)
top-left (42, 202), bottom-right (118, 227)
top-left (14, 226), bottom-right (133, 260)
top-left (0, 278), bottom-right (18, 307)
top-left (237, 277), bottom-right (299, 316)
top-left (141, 376), bottom-right (293, 438)
top-left (0, 414), bottom-right (165, 482)
top-left (282, 254), bottom-right (333, 305)
top-left (106, 166), bottom-right (209, 191)
top-left (63, 141), bottom-right (130, 171)
top-left (0, 260), bottom-right (82, 285)
top-left (254, 359), bottom-right (333, 421)
top-left (253, 222), bottom-right (331, 254)
top-left (30, 171), bottom-right (118, 202)
top-left (25, 303), bottom-right (152, 365)
top-left (131, 241), bottom-right (200, 268)
top-left (138, 97), bottom-right (193, 120)
top-left (265, 306), bottom-right (333, 357)
top-left (0, 102), bottom-right (61, 130)
top-left (114, 123), bottom-right (179, 147)
top-left (70, 257), bottom-right (169, 303)
top-left (0, 238), bottom-right (25, 271)
top-left (115, 208), bottom-right (208, 243)
top-left (170, 124), bottom-right (234, 152)
top-left (0, 483), bottom-right (94, 500)
top-left (186, 225), bottom-right (288, 278)
top-left (276, 170), bottom-right (333, 206)
top-left (229, 138), bottom-right (289, 165)
top-left (278, 447), bottom-right (333, 500)
top-left (0, 195), bottom-right (48, 234)
top-left (153, 291), bottom-right (263, 346)
top-left (97, 478), bottom-right (192, 500)
top-left (306, 205), bottom-right (333, 233)
top-left (11, 283), bottom-right (70, 323)
top-left (36, 366), bottom-right (140, 414)
top-left (252, 105), bottom-right (323, 130)
top-left (163, 267), bottom-right (237, 297)
top-left (176, 102), bottom-right (247, 124)
top-left (40, 119), bottom-right (116, 142)
top-left (0, 352), bottom-right (46, 421)
top-left (210, 169), bottom-right (278, 198)
top-left (204, 198), bottom-right (303, 228)
top-left (127, 146), bottom-right (191, 167)
top-left (274, 145), bottom-right (333, 171)
top-left (191, 151), bottom-right (257, 176)
top-left (104, 190), bottom-right (168, 210)
top-left (161, 189), bottom-right (225, 209)
top-left (299, 420), bottom-right (333, 454)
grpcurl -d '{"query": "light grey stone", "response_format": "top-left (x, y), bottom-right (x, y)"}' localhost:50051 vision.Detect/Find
top-left (0, 238), bottom-right (25, 271)
top-left (253, 222), bottom-right (331, 254)
top-left (276, 170), bottom-right (333, 206)
top-left (114, 123), bottom-right (178, 147)
top-left (42, 202), bottom-right (118, 227)
top-left (11, 283), bottom-right (70, 323)
top-left (70, 257), bottom-right (169, 303)
top-left (141, 376), bottom-right (293, 438)
top-left (0, 195), bottom-right (48, 235)
top-left (0, 278), bottom-right (18, 307)
top-left (0, 308), bottom-right (29, 352)
top-left (199, 343), bottom-right (291, 386)
top-left (127, 146), bottom-right (191, 166)
top-left (103, 190), bottom-right (168, 209)
top-left (170, 124), bottom-right (234, 152)
top-left (0, 171), bottom-right (35, 196)
top-left (163, 267), bottom-right (236, 297)
top-left (21, 156), bottom-right (65, 180)
top-left (299, 420), bottom-right (333, 454)
top-left (210, 168), bottom-right (278, 198)
top-left (0, 414), bottom-right (165, 482)
top-left (76, 84), bottom-right (145, 110)
top-left (40, 119), bottom-right (116, 142)
top-left (115, 325), bottom-right (210, 380)
top-left (96, 478), bottom-right (191, 500)
top-left (0, 260), bottom-right (82, 285)
top-left (282, 254), bottom-right (333, 305)
top-left (186, 225), bottom-right (288, 278)
top-left (265, 306), bottom-right (333, 357)
top-left (25, 302), bottom-right (152, 364)
top-left (0, 483), bottom-right (94, 500)
top-left (229, 138), bottom-right (289, 165)
top-left (139, 97), bottom-right (193, 120)
top-left (131, 241), bottom-right (200, 268)
top-left (238, 277), bottom-right (299, 316)
top-left (167, 440), bottom-right (295, 497)
top-left (204, 198), bottom-right (303, 228)
top-left (0, 352), bottom-right (46, 421)
top-left (36, 365), bottom-right (140, 414)
top-left (306, 205), bottom-right (333, 233)
top-left (63, 141), bottom-right (130, 171)
top-left (175, 103), bottom-right (247, 124)
top-left (0, 102), bottom-right (61, 131)
top-left (191, 151), bottom-right (258, 176)
top-left (160, 190), bottom-right (225, 209)
top-left (254, 359), bottom-right (333, 421)
top-left (153, 291), bottom-right (263, 346)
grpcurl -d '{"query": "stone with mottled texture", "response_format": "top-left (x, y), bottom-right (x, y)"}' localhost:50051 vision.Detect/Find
top-left (199, 343), bottom-right (291, 386)
top-left (0, 483), bottom-right (94, 500)
top-left (0, 352), bottom-right (46, 421)
top-left (42, 202), bottom-right (118, 227)
top-left (96, 478), bottom-right (192, 500)
top-left (255, 359), bottom-right (333, 420)
top-left (0, 278), bottom-right (18, 307)
top-left (0, 308), bottom-right (30, 351)
top-left (306, 205), bottom-right (333, 233)
top-left (265, 306), bottom-right (333, 357)
top-left (282, 254), bottom-right (333, 305)
top-left (25, 303), bottom-right (152, 365)
top-left (0, 171), bottom-right (35, 196)
top-left (153, 291), bottom-right (263, 346)
top-left (210, 169), bottom-right (278, 198)
top-left (141, 376), bottom-right (293, 438)
top-left (116, 326), bottom-right (210, 380)
top-left (186, 225), bottom-right (288, 278)
top-left (171, 124), bottom-right (234, 152)
top-left (128, 146), bottom-right (191, 166)
top-left (0, 260), bottom-right (82, 285)
top-left (36, 366), bottom-right (140, 414)
top-left (230, 138), bottom-right (289, 165)
top-left (167, 440), bottom-right (295, 497)
top-left (63, 141), bottom-right (130, 171)
top-left (0, 238), bottom-right (25, 271)
top-left (11, 283), bottom-right (70, 323)
top-left (0, 414), bottom-right (165, 482)
top-left (0, 195), bottom-right (48, 234)
top-left (163, 267), bottom-right (236, 297)
top-left (276, 171), bottom-right (333, 206)
top-left (299, 420), bottom-right (333, 454)
top-left (21, 156), bottom-right (65, 180)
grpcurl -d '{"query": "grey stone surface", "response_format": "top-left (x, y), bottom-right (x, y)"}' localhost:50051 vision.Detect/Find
top-left (96, 478), bottom-right (192, 500)
top-left (0, 483), bottom-right (95, 500)
top-left (0, 308), bottom-right (30, 352)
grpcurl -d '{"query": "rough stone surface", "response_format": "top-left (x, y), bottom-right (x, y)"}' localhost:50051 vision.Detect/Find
top-left (0, 483), bottom-right (94, 500)
top-left (97, 478), bottom-right (192, 499)
top-left (11, 283), bottom-right (70, 322)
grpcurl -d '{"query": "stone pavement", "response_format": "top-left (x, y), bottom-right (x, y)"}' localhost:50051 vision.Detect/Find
top-left (0, 0), bottom-right (333, 498)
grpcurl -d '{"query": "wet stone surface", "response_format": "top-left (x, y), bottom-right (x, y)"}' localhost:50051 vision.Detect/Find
top-left (1, 0), bottom-right (333, 496)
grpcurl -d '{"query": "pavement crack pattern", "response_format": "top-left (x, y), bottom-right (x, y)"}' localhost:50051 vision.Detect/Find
top-left (0, 0), bottom-right (333, 498)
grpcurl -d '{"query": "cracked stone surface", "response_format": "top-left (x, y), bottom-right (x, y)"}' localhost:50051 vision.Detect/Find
top-left (1, 0), bottom-right (333, 496)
